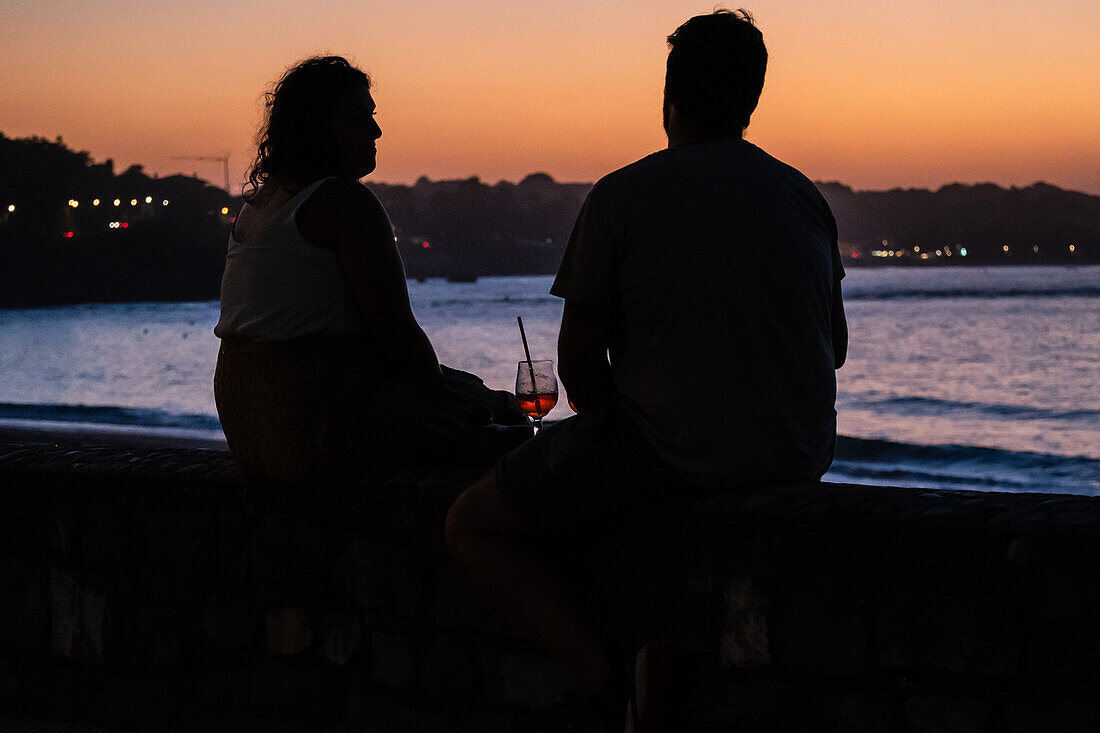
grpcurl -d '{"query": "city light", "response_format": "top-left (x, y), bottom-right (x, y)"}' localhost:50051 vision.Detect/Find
top-left (7, 204), bottom-right (15, 212)
top-left (145, 196), bottom-right (153, 204)
top-left (422, 241), bottom-right (431, 249)
top-left (1070, 245), bottom-right (1076, 253)
top-left (220, 207), bottom-right (229, 215)
top-left (130, 199), bottom-right (138, 206)
top-left (960, 248), bottom-right (968, 256)
top-left (109, 221), bottom-right (120, 228)
top-left (914, 246), bottom-right (920, 252)
top-left (1003, 245), bottom-right (1010, 252)
top-left (162, 200), bottom-right (169, 206)
top-left (92, 199), bottom-right (100, 206)
top-left (65, 231), bottom-right (74, 238)
top-left (1032, 245), bottom-right (1039, 253)
top-left (113, 199), bottom-right (121, 206)
top-left (68, 199), bottom-right (79, 208)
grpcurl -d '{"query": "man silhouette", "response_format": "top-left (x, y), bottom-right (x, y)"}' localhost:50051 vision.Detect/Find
top-left (447, 9), bottom-right (847, 730)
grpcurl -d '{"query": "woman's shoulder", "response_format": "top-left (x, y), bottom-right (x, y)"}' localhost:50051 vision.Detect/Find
top-left (297, 178), bottom-right (391, 248)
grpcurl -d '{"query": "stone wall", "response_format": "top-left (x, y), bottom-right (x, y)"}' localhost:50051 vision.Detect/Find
top-left (1, 441), bottom-right (1098, 731)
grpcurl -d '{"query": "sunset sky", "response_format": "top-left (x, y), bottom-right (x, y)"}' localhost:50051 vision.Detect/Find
top-left (2, 0), bottom-right (1098, 194)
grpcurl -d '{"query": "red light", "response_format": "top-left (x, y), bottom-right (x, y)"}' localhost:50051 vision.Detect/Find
top-left (231, 217), bottom-right (237, 223)
top-left (422, 241), bottom-right (430, 248)
top-left (850, 252), bottom-right (859, 258)
top-left (65, 231), bottom-right (74, 238)
top-left (121, 222), bottom-right (129, 228)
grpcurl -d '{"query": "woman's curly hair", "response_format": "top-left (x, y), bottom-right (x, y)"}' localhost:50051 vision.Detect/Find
top-left (246, 56), bottom-right (370, 198)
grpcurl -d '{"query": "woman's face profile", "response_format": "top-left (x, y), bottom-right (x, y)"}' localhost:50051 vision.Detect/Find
top-left (331, 83), bottom-right (382, 179)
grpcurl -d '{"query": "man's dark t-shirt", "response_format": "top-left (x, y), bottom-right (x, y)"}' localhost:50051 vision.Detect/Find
top-left (551, 139), bottom-right (844, 489)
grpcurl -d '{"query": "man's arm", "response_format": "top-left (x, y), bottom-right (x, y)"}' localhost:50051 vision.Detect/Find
top-left (557, 301), bottom-right (614, 412)
top-left (832, 277), bottom-right (848, 369)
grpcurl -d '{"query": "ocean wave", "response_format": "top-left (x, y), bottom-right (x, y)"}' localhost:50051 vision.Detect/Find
top-left (0, 402), bottom-right (222, 431)
top-left (843, 286), bottom-right (1100, 301)
top-left (843, 395), bottom-right (1100, 424)
top-left (828, 435), bottom-right (1100, 495)
top-left (426, 296), bottom-right (559, 308)
top-left (420, 288), bottom-right (1100, 308)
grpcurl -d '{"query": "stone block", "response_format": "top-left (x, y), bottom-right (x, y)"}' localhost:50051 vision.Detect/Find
top-left (807, 683), bottom-right (899, 733)
top-left (79, 502), bottom-right (128, 569)
top-left (347, 688), bottom-right (450, 733)
top-left (19, 492), bottom-right (74, 555)
top-left (770, 571), bottom-right (866, 676)
top-left (49, 562), bottom-right (78, 660)
top-left (0, 553), bottom-right (46, 651)
top-left (266, 607), bottom-right (312, 655)
top-left (250, 661), bottom-right (328, 721)
top-left (125, 605), bottom-right (185, 670)
top-left (419, 633), bottom-right (475, 699)
top-left (492, 651), bottom-right (583, 712)
top-left (370, 630), bottom-right (418, 691)
top-left (252, 511), bottom-right (329, 594)
top-left (216, 507), bottom-right (251, 582)
top-left (20, 663), bottom-right (86, 719)
top-left (1002, 679), bottom-right (1100, 733)
top-left (79, 574), bottom-right (117, 664)
top-left (0, 660), bottom-right (14, 717)
top-left (319, 610), bottom-right (362, 666)
top-left (1025, 628), bottom-right (1100, 676)
top-left (195, 664), bottom-right (252, 714)
top-left (84, 670), bottom-right (184, 730)
top-left (0, 485), bottom-right (25, 553)
top-left (144, 503), bottom-right (215, 604)
top-left (875, 587), bottom-right (1019, 677)
top-left (684, 669), bottom-right (781, 727)
top-left (903, 689), bottom-right (993, 733)
top-left (335, 536), bottom-right (426, 617)
top-left (200, 582), bottom-right (257, 650)
top-left (720, 574), bottom-right (770, 669)
top-left (1031, 562), bottom-right (1100, 626)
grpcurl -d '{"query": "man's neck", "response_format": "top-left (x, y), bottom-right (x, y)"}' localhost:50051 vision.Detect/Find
top-left (667, 130), bottom-right (743, 148)
top-left (665, 104), bottom-right (743, 148)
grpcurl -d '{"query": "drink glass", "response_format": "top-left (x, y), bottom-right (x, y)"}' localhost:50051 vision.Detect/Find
top-left (515, 360), bottom-right (558, 432)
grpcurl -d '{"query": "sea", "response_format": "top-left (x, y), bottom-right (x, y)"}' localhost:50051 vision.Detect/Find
top-left (1, 265), bottom-right (1098, 495)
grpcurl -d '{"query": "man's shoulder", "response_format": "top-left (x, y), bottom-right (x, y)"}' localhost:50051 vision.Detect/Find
top-left (595, 141), bottom-right (820, 193)
top-left (596, 147), bottom-right (682, 186)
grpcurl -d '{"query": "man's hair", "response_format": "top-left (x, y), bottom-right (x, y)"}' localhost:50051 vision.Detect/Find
top-left (246, 56), bottom-right (371, 197)
top-left (665, 9), bottom-right (767, 133)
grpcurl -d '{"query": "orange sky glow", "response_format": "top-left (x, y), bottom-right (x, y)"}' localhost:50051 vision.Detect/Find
top-left (2, 0), bottom-right (1098, 194)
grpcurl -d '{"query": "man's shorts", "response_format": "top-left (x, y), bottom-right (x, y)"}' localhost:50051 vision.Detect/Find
top-left (494, 398), bottom-right (705, 537)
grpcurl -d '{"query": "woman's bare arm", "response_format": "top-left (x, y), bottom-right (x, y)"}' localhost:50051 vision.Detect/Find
top-left (298, 179), bottom-right (441, 378)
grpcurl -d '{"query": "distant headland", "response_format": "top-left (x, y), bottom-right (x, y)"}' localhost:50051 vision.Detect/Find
top-left (2, 133), bottom-right (1097, 307)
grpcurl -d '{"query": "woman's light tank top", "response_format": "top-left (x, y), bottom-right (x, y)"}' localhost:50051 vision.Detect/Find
top-left (215, 179), bottom-right (366, 341)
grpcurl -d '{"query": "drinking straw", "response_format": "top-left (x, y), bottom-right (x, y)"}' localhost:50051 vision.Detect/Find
top-left (517, 316), bottom-right (541, 417)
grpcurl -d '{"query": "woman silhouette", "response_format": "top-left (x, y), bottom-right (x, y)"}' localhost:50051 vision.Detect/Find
top-left (214, 56), bottom-right (524, 481)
